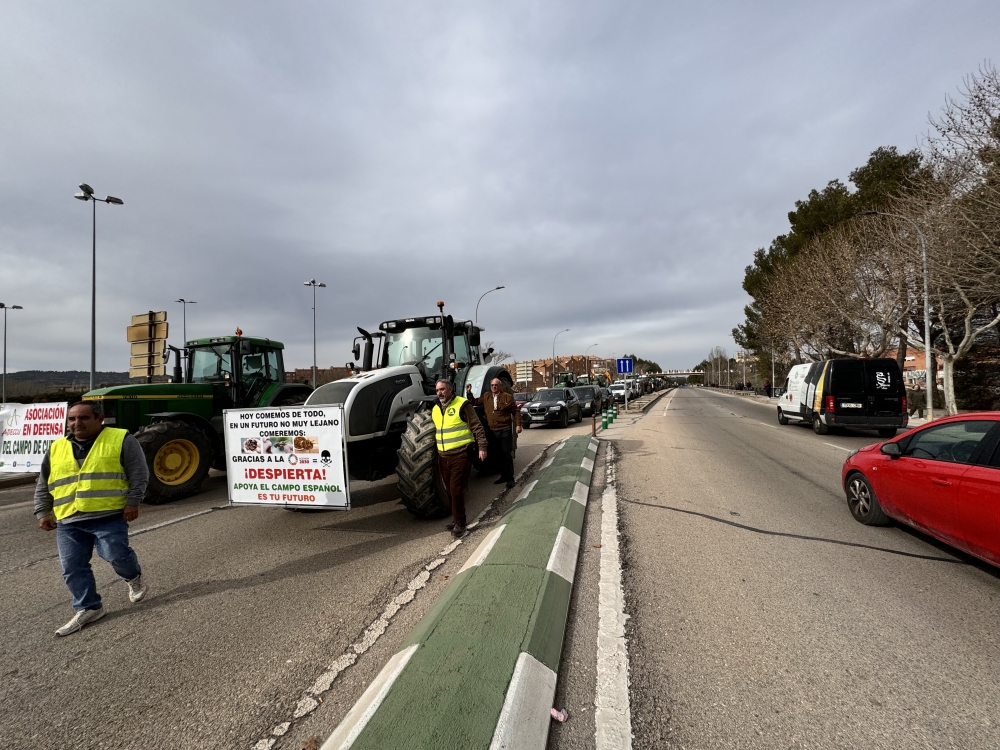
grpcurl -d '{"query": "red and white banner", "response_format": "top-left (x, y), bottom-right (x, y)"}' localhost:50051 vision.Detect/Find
top-left (0, 402), bottom-right (69, 473)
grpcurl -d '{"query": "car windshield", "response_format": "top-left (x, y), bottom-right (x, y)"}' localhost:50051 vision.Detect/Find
top-left (534, 389), bottom-right (563, 401)
top-left (189, 345), bottom-right (233, 383)
top-left (516, 393), bottom-right (534, 401)
top-left (610, 384), bottom-right (624, 391)
top-left (575, 387), bottom-right (595, 397)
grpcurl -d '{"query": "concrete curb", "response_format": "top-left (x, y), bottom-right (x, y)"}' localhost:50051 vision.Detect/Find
top-left (321, 435), bottom-right (600, 750)
top-left (0, 473), bottom-right (37, 490)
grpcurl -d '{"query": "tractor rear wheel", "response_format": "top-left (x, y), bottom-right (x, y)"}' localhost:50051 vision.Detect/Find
top-left (136, 421), bottom-right (213, 504)
top-left (396, 411), bottom-right (450, 519)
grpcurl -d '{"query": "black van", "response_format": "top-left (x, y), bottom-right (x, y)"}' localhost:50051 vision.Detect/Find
top-left (805, 358), bottom-right (907, 437)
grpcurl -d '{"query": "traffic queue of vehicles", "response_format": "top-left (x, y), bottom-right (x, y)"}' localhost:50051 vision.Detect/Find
top-left (517, 378), bottom-right (660, 428)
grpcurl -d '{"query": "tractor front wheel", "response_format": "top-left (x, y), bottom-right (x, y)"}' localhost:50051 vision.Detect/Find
top-left (396, 411), bottom-right (450, 519)
top-left (136, 421), bottom-right (213, 503)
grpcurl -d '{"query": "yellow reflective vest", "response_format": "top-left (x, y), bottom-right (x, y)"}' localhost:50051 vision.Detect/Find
top-left (432, 396), bottom-right (475, 453)
top-left (48, 428), bottom-right (130, 521)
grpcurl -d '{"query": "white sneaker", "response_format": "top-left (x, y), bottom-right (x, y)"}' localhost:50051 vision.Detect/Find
top-left (55, 607), bottom-right (105, 637)
top-left (127, 575), bottom-right (148, 603)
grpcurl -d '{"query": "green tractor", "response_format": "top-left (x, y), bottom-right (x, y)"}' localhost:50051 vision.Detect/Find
top-left (84, 335), bottom-right (311, 502)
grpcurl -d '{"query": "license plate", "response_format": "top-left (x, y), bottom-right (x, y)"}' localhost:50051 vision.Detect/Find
top-left (532, 416), bottom-right (545, 421)
top-left (841, 402), bottom-right (863, 408)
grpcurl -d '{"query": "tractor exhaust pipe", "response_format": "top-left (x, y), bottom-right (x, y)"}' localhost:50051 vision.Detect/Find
top-left (357, 327), bottom-right (374, 371)
top-left (168, 345), bottom-right (184, 383)
top-left (438, 301), bottom-right (454, 385)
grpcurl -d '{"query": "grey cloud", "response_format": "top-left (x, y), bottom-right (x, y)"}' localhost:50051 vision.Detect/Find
top-left (2, 0), bottom-right (998, 376)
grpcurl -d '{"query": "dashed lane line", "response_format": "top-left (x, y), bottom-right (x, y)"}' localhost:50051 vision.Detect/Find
top-left (824, 442), bottom-right (853, 452)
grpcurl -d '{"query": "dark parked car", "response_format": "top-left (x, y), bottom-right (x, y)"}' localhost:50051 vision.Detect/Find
top-left (842, 413), bottom-right (1000, 568)
top-left (573, 386), bottom-right (603, 417)
top-left (514, 392), bottom-right (535, 410)
top-left (521, 388), bottom-right (583, 428)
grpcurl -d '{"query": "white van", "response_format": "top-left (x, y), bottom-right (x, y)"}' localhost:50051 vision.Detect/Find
top-left (777, 359), bottom-right (907, 436)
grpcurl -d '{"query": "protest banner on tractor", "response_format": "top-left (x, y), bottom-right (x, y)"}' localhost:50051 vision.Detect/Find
top-left (223, 405), bottom-right (349, 509)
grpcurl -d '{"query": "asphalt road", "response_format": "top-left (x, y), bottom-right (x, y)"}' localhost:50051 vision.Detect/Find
top-left (566, 387), bottom-right (1000, 749)
top-left (0, 417), bottom-right (594, 750)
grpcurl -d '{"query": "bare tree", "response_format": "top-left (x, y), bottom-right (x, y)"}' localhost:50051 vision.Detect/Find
top-left (902, 65), bottom-right (1000, 413)
top-left (483, 341), bottom-right (513, 365)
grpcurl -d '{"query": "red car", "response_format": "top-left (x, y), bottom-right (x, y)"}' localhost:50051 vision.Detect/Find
top-left (842, 413), bottom-right (1000, 567)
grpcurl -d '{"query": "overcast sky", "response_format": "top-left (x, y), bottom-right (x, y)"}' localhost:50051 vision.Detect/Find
top-left (1, 1), bottom-right (997, 375)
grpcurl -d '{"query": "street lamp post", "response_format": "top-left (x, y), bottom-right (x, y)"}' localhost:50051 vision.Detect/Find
top-left (74, 184), bottom-right (123, 391)
top-left (585, 343), bottom-right (599, 383)
top-left (552, 329), bottom-right (570, 386)
top-left (1, 303), bottom-right (24, 404)
top-left (475, 285), bottom-right (505, 327)
top-left (303, 279), bottom-right (327, 389)
top-left (176, 299), bottom-right (197, 377)
top-left (863, 210), bottom-right (934, 420)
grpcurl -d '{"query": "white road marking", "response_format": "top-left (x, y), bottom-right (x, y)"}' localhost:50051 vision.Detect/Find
top-left (757, 422), bottom-right (776, 429)
top-left (516, 480), bottom-right (539, 502)
top-left (320, 644), bottom-right (420, 750)
top-left (0, 499), bottom-right (36, 513)
top-left (596, 443), bottom-right (632, 750)
top-left (458, 524), bottom-right (507, 574)
top-left (824, 442), bottom-right (852, 452)
top-left (581, 457), bottom-right (595, 472)
top-left (572, 480), bottom-right (589, 506)
top-left (546, 526), bottom-right (582, 584)
top-left (129, 506), bottom-right (228, 537)
top-left (489, 652), bottom-right (558, 750)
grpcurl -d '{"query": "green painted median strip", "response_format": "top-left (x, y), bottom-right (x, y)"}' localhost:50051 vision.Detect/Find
top-left (324, 436), bottom-right (597, 750)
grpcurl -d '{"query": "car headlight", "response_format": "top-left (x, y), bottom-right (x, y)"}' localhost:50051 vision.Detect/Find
top-left (586, 401), bottom-right (592, 407)
top-left (549, 406), bottom-right (561, 411)
top-left (847, 449), bottom-right (859, 458)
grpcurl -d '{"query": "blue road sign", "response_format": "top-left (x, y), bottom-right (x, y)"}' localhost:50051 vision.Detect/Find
top-left (616, 358), bottom-right (633, 374)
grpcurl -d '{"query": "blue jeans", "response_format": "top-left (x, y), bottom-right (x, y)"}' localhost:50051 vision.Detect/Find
top-left (55, 516), bottom-right (142, 611)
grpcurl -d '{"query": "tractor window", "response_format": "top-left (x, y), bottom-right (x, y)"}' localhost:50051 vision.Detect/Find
top-left (385, 327), bottom-right (445, 374)
top-left (452, 333), bottom-right (471, 368)
top-left (189, 346), bottom-right (233, 383)
top-left (241, 347), bottom-right (283, 383)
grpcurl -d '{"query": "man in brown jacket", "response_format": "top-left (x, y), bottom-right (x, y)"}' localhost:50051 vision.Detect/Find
top-left (434, 379), bottom-right (488, 538)
top-left (466, 377), bottom-right (522, 488)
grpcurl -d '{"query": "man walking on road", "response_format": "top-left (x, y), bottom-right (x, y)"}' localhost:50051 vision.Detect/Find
top-left (433, 379), bottom-right (488, 538)
top-left (35, 401), bottom-right (150, 636)
top-left (466, 378), bottom-right (521, 488)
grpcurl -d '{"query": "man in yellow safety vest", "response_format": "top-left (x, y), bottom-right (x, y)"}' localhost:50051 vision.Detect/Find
top-left (34, 401), bottom-right (150, 636)
top-left (432, 378), bottom-right (488, 538)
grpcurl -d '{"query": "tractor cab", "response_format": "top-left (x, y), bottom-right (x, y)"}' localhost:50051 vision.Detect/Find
top-left (186, 336), bottom-right (286, 409)
top-left (358, 314), bottom-right (486, 394)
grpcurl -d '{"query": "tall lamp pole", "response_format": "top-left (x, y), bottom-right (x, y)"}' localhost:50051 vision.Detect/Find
top-left (552, 328), bottom-right (570, 387)
top-left (475, 285), bottom-right (505, 327)
top-left (585, 343), bottom-right (599, 383)
top-left (1, 303), bottom-right (23, 404)
top-left (304, 279), bottom-right (327, 389)
top-left (863, 210), bottom-right (934, 421)
top-left (74, 184), bottom-right (123, 391)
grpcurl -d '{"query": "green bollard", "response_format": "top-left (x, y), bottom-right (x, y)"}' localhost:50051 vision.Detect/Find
top-left (602, 409), bottom-right (608, 429)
